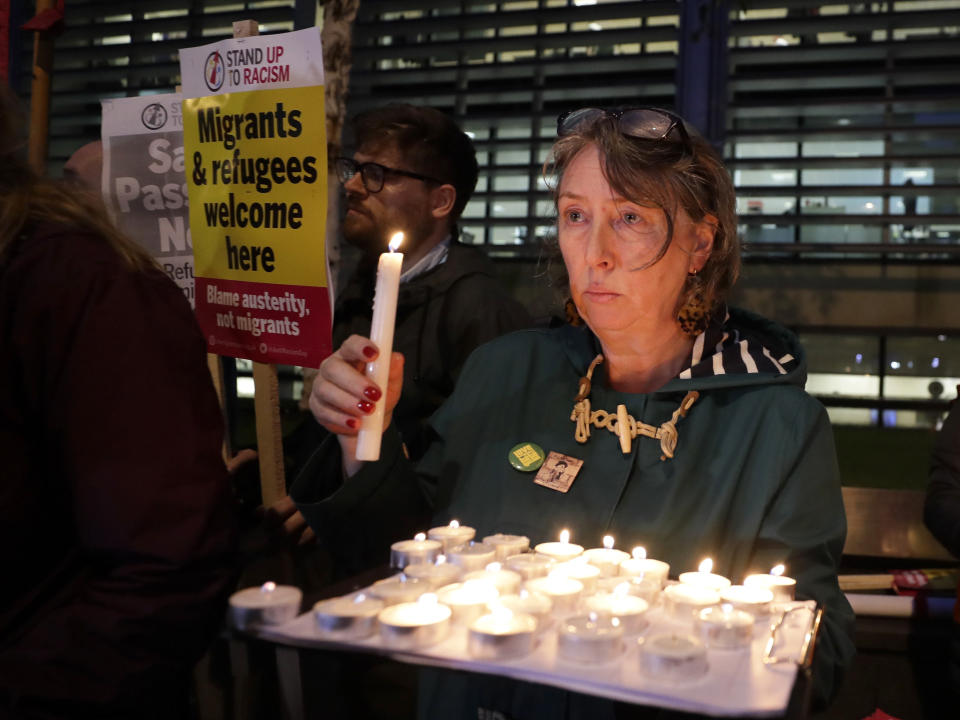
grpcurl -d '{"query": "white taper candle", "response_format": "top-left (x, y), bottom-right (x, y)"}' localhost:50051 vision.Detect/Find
top-left (356, 232), bottom-right (404, 461)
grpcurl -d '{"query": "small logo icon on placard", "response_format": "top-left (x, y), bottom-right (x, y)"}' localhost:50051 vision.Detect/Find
top-left (141, 103), bottom-right (168, 130)
top-left (204, 51), bottom-right (225, 91)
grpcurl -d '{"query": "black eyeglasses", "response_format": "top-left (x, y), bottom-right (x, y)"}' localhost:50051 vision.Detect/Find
top-left (556, 107), bottom-right (691, 149)
top-left (335, 157), bottom-right (442, 193)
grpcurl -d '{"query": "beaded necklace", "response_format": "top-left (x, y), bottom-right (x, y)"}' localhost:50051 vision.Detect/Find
top-left (570, 354), bottom-right (699, 460)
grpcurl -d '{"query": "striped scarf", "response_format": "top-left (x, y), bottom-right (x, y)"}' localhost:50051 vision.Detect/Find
top-left (679, 309), bottom-right (798, 380)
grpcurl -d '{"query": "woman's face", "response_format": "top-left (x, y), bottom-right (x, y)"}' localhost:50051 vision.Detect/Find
top-left (558, 143), bottom-right (713, 339)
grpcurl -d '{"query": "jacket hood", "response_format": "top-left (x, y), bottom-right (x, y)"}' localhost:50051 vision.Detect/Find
top-left (558, 306), bottom-right (807, 394)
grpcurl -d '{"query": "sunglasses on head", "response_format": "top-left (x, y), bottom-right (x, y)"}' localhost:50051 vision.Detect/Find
top-left (556, 107), bottom-right (691, 149)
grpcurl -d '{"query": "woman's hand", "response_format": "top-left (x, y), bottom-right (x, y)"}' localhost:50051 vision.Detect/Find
top-left (309, 334), bottom-right (404, 440)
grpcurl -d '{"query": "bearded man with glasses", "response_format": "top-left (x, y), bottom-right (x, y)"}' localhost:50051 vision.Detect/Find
top-left (276, 105), bottom-right (530, 571)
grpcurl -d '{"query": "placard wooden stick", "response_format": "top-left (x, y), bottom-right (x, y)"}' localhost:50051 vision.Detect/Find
top-left (27, 0), bottom-right (57, 173)
top-left (230, 19), bottom-right (287, 507)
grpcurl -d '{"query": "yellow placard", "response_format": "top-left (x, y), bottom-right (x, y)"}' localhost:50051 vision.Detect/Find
top-left (183, 85), bottom-right (327, 287)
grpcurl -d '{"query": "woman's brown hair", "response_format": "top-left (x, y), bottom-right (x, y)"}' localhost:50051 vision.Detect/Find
top-left (547, 114), bottom-right (740, 321)
top-left (0, 88), bottom-right (154, 270)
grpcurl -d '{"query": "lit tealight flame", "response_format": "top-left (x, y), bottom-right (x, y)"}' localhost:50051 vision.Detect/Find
top-left (603, 535), bottom-right (615, 550)
top-left (354, 593), bottom-right (367, 603)
top-left (614, 582), bottom-right (630, 598)
top-left (414, 532), bottom-right (426, 542)
top-left (698, 558), bottom-right (713, 574)
top-left (419, 592), bottom-right (438, 606)
top-left (721, 602), bottom-right (733, 615)
top-left (611, 617), bottom-right (621, 628)
top-left (632, 546), bottom-right (647, 561)
top-left (560, 529), bottom-right (570, 544)
top-left (486, 562), bottom-right (502, 572)
top-left (436, 555), bottom-right (447, 565)
top-left (388, 231), bottom-right (404, 252)
top-left (490, 603), bottom-right (513, 627)
top-left (449, 519), bottom-right (460, 529)
top-left (770, 564), bottom-right (785, 577)
top-left (260, 581), bottom-right (277, 594)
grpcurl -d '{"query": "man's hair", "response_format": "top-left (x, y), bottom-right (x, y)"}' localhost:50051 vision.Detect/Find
top-left (351, 104), bottom-right (478, 223)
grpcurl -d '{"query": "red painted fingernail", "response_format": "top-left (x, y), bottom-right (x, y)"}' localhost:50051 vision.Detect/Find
top-left (345, 418), bottom-right (358, 429)
top-left (357, 400), bottom-right (375, 414)
top-left (362, 345), bottom-right (377, 359)
top-left (364, 386), bottom-right (382, 401)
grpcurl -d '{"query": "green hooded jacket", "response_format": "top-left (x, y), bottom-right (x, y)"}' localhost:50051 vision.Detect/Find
top-left (293, 307), bottom-right (856, 718)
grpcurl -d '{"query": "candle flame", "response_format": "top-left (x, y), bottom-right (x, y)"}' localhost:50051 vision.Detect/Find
top-left (490, 603), bottom-right (513, 625)
top-left (770, 564), bottom-right (785, 576)
top-left (486, 562), bottom-right (502, 572)
top-left (519, 588), bottom-right (529, 599)
top-left (614, 582), bottom-right (630, 598)
top-left (632, 546), bottom-right (647, 560)
top-left (419, 592), bottom-right (438, 606)
top-left (450, 519), bottom-right (460, 529)
top-left (603, 535), bottom-right (614, 550)
top-left (436, 554), bottom-right (447, 565)
top-left (698, 558), bottom-right (713, 574)
top-left (354, 593), bottom-right (367, 603)
top-left (721, 602), bottom-right (733, 615)
top-left (560, 529), bottom-right (570, 544)
top-left (414, 532), bottom-right (426, 542)
top-left (260, 581), bottom-right (277, 594)
top-left (611, 616), bottom-right (621, 628)
top-left (388, 232), bottom-right (404, 252)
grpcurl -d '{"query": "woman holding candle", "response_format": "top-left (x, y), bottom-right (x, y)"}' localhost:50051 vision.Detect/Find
top-left (295, 107), bottom-right (854, 717)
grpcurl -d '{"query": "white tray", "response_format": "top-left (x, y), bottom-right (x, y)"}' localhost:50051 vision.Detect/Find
top-left (253, 598), bottom-right (817, 717)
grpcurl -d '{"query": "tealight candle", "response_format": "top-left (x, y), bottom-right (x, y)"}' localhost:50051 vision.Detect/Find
top-left (464, 562), bottom-right (522, 595)
top-left (638, 633), bottom-right (708, 681)
top-left (558, 612), bottom-right (625, 663)
top-left (525, 571), bottom-right (584, 617)
top-left (402, 554), bottom-right (463, 589)
top-left (597, 575), bottom-right (661, 605)
top-left (583, 586), bottom-right (650, 635)
top-left (447, 541), bottom-right (496, 572)
top-left (694, 604), bottom-right (754, 649)
top-left (378, 592), bottom-right (451, 649)
top-left (498, 589), bottom-right (553, 630)
top-left (535, 529), bottom-right (584, 563)
top-left (663, 583), bottom-right (720, 623)
top-left (550, 560), bottom-right (601, 595)
top-left (582, 535), bottom-right (630, 577)
top-left (436, 579), bottom-right (500, 625)
top-left (468, 605), bottom-right (538, 660)
top-left (679, 558), bottom-right (731, 592)
top-left (743, 565), bottom-right (796, 602)
top-left (390, 532), bottom-right (442, 569)
top-left (504, 553), bottom-right (555, 580)
top-left (719, 585), bottom-right (774, 617)
top-left (229, 582), bottom-right (302, 630)
top-left (482, 533), bottom-right (530, 561)
top-left (356, 231), bottom-right (404, 461)
top-left (584, 584), bottom-right (650, 635)
top-left (618, 546), bottom-right (671, 588)
top-left (368, 574), bottom-right (428, 606)
top-left (427, 519), bottom-right (476, 552)
top-left (313, 592), bottom-right (384, 639)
